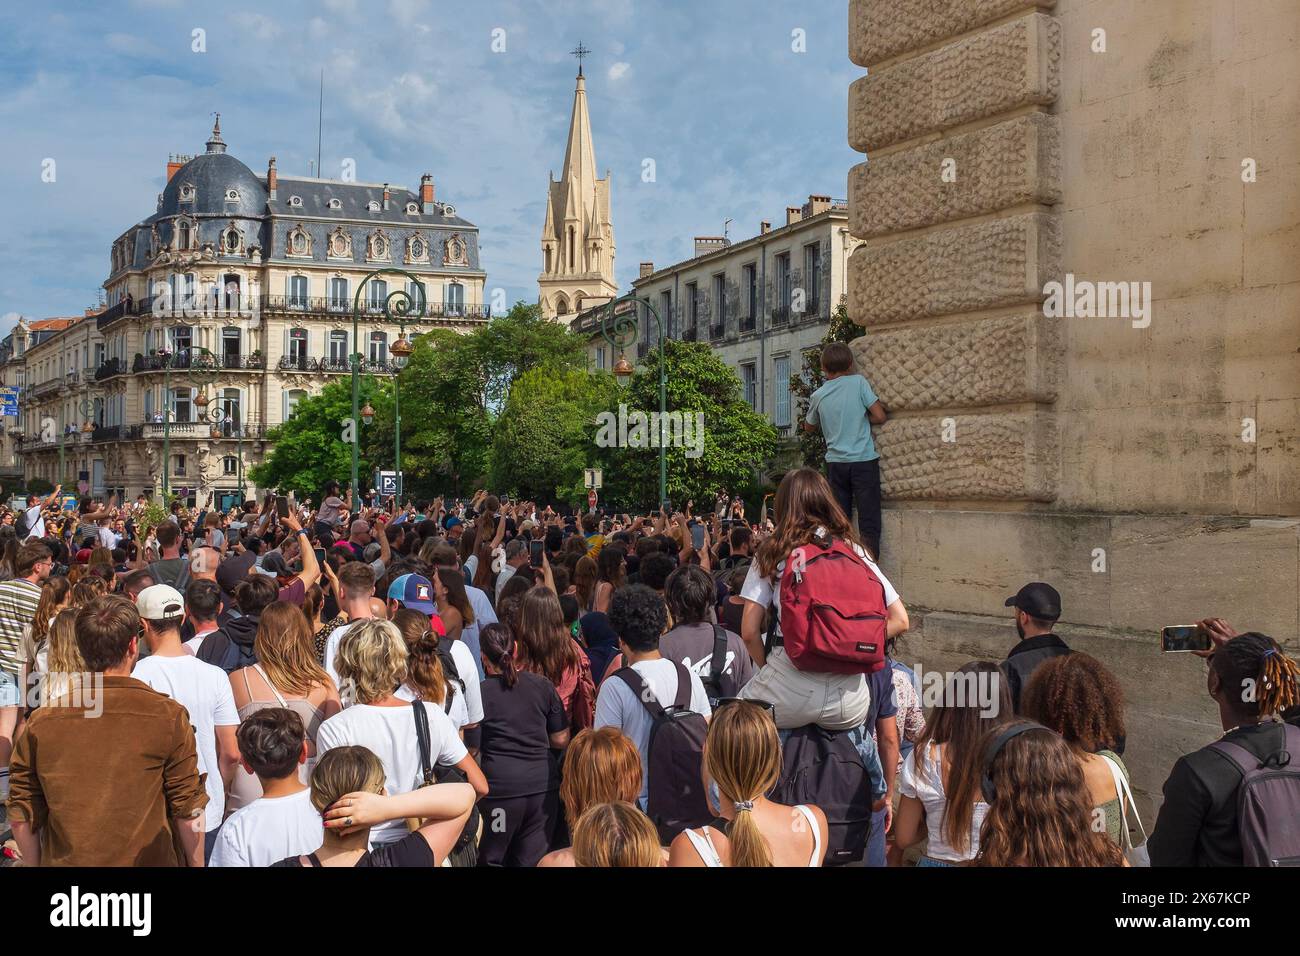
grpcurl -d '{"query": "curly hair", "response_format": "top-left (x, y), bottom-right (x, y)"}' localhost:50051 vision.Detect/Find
top-left (608, 583), bottom-right (668, 653)
top-left (335, 619), bottom-right (407, 705)
top-left (1020, 653), bottom-right (1125, 754)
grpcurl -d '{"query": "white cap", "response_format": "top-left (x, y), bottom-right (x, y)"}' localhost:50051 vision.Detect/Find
top-left (136, 583), bottom-right (185, 621)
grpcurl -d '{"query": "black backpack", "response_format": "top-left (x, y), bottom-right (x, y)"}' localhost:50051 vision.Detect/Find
top-left (1210, 722), bottom-right (1300, 866)
top-left (771, 724), bottom-right (873, 865)
top-left (412, 700), bottom-right (480, 866)
top-left (15, 510), bottom-right (30, 540)
top-left (434, 640), bottom-right (465, 716)
top-left (615, 661), bottom-right (711, 843)
top-left (198, 631), bottom-right (257, 675)
top-left (698, 624), bottom-right (730, 708)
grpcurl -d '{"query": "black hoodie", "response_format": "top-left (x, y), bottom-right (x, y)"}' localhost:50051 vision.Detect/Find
top-left (196, 611), bottom-right (259, 674)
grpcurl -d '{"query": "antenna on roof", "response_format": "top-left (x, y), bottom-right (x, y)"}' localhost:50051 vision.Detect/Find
top-left (316, 68), bottom-right (324, 180)
top-left (724, 218), bottom-right (733, 241)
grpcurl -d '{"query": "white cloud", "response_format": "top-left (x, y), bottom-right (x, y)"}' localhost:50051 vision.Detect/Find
top-left (232, 13), bottom-right (281, 42)
top-left (608, 61), bottom-right (630, 81)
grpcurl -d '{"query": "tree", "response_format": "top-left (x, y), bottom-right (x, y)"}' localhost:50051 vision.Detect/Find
top-left (791, 296), bottom-right (858, 468)
top-left (595, 340), bottom-right (778, 510)
top-left (249, 376), bottom-right (387, 498)
top-left (489, 366), bottom-right (621, 502)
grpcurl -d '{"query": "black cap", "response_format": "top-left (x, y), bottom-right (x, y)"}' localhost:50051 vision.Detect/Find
top-left (1004, 582), bottom-right (1061, 621)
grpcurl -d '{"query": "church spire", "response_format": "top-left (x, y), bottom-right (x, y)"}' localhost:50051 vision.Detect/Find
top-left (560, 71), bottom-right (598, 196)
top-left (206, 113), bottom-right (226, 154)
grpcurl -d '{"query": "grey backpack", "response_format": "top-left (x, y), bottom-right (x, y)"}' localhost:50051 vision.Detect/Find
top-left (1210, 722), bottom-right (1300, 867)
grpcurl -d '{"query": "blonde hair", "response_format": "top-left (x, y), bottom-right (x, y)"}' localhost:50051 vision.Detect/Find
top-left (42, 607), bottom-right (86, 706)
top-left (704, 701), bottom-right (783, 867)
top-left (571, 802), bottom-right (662, 867)
top-left (309, 746), bottom-right (386, 814)
top-left (335, 618), bottom-right (407, 704)
top-left (561, 727), bottom-right (643, 824)
top-left (254, 602), bottom-right (333, 697)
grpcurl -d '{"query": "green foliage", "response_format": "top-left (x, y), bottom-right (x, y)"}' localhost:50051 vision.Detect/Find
top-left (791, 296), bottom-right (858, 468)
top-left (26, 477), bottom-right (53, 497)
top-left (490, 366), bottom-right (621, 501)
top-left (249, 376), bottom-right (386, 497)
top-left (135, 492), bottom-right (176, 541)
top-left (252, 302), bottom-right (589, 500)
top-left (594, 340), bottom-right (778, 510)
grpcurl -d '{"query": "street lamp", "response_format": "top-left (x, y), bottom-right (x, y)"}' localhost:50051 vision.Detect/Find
top-left (389, 329), bottom-right (413, 496)
top-left (600, 293), bottom-right (668, 509)
top-left (202, 403), bottom-right (247, 504)
top-left (349, 269), bottom-right (426, 495)
top-left (360, 402), bottom-right (375, 426)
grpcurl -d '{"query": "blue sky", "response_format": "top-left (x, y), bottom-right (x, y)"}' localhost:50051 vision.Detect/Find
top-left (0, 0), bottom-right (859, 330)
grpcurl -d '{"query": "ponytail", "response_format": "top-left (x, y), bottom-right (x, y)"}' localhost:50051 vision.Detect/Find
top-left (405, 633), bottom-right (447, 706)
top-left (480, 622), bottom-right (518, 689)
top-left (1218, 632), bottom-right (1300, 719)
top-left (725, 798), bottom-right (773, 868)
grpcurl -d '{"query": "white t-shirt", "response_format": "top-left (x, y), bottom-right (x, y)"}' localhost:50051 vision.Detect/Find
top-left (594, 657), bottom-right (712, 807)
top-left (24, 505), bottom-right (44, 540)
top-left (898, 741), bottom-right (989, 863)
top-left (739, 541), bottom-right (900, 617)
top-left (323, 620), bottom-right (363, 691)
top-left (395, 681), bottom-right (469, 730)
top-left (132, 653), bottom-right (239, 832)
top-left (209, 787), bottom-right (323, 867)
top-left (315, 701), bottom-right (468, 844)
top-left (97, 525), bottom-right (116, 550)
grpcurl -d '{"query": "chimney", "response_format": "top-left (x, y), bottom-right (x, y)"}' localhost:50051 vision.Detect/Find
top-left (786, 206), bottom-right (802, 226)
top-left (804, 194), bottom-right (832, 217)
top-left (420, 174), bottom-right (435, 213)
top-left (760, 220), bottom-right (771, 235)
top-left (267, 156), bottom-right (278, 200)
top-left (639, 262), bottom-right (655, 278)
top-left (166, 154), bottom-right (186, 182)
top-left (694, 236), bottom-right (729, 258)
top-left (382, 183), bottom-right (390, 211)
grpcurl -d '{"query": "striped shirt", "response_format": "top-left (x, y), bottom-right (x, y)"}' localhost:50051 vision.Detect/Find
top-left (0, 578), bottom-right (42, 675)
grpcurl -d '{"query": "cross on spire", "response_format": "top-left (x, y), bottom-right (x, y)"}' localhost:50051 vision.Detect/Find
top-left (570, 41), bottom-right (590, 77)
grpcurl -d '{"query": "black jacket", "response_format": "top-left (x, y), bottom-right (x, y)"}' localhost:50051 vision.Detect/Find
top-left (195, 611), bottom-right (259, 674)
top-left (1148, 720), bottom-right (1293, 866)
top-left (1000, 633), bottom-right (1072, 713)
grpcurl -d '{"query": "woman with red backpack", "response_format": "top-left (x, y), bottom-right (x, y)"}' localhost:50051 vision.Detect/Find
top-left (736, 468), bottom-right (910, 731)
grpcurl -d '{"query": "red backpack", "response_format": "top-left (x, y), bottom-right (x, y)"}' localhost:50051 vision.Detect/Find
top-left (775, 533), bottom-right (888, 675)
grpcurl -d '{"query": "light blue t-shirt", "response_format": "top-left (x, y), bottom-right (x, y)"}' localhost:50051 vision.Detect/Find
top-left (806, 374), bottom-right (880, 463)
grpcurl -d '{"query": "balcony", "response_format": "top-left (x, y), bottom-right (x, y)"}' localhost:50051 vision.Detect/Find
top-left (770, 306), bottom-right (790, 326)
top-left (740, 314), bottom-right (756, 333)
top-left (709, 323), bottom-right (725, 341)
top-left (260, 295), bottom-right (491, 323)
top-left (32, 379), bottom-right (61, 398)
top-left (135, 421), bottom-right (267, 441)
top-left (92, 425), bottom-right (122, 442)
top-left (94, 357), bottom-right (126, 381)
top-left (277, 355), bottom-right (396, 374)
top-left (798, 299), bottom-right (822, 321)
top-left (132, 352), bottom-right (266, 374)
top-left (681, 326), bottom-right (697, 342)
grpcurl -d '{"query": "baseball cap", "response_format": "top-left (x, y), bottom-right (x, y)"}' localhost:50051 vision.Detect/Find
top-left (137, 583), bottom-right (185, 621)
top-left (388, 573), bottom-right (436, 615)
top-left (1004, 582), bottom-right (1062, 622)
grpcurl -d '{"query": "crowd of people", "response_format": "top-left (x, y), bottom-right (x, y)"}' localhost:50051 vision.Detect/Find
top-left (0, 463), bottom-right (1294, 869)
top-left (0, 347), bottom-right (1295, 868)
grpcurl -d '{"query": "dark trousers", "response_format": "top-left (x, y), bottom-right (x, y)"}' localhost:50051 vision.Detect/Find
top-left (826, 459), bottom-right (882, 558)
top-left (477, 790), bottom-right (561, 868)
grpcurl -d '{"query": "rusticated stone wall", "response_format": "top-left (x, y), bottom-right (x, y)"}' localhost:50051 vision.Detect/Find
top-left (846, 0), bottom-right (1300, 820)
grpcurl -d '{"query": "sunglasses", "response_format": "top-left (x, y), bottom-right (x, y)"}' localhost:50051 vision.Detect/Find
top-left (715, 697), bottom-right (775, 716)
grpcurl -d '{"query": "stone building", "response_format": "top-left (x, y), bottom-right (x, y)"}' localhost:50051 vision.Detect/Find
top-left (538, 65), bottom-right (617, 321)
top-left (17, 118), bottom-right (489, 506)
top-left (571, 196), bottom-right (859, 447)
top-left (846, 0), bottom-right (1299, 816)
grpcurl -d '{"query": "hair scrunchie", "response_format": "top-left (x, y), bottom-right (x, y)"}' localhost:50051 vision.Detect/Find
top-left (733, 800), bottom-right (754, 812)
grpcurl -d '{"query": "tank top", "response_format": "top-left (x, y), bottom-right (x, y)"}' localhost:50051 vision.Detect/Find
top-left (228, 664), bottom-right (328, 813)
top-left (685, 805), bottom-right (822, 867)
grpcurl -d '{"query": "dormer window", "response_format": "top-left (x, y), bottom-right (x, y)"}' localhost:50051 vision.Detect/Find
top-left (222, 225), bottom-right (243, 255)
top-left (406, 202), bottom-right (419, 214)
top-left (225, 189), bottom-right (240, 202)
top-left (367, 200), bottom-right (381, 213)
top-left (289, 195), bottom-right (304, 208)
top-left (328, 198), bottom-right (342, 210)
top-left (287, 225), bottom-right (312, 257)
top-left (180, 184), bottom-right (195, 202)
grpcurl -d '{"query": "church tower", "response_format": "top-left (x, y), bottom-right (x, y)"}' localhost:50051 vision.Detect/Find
top-left (538, 50), bottom-right (617, 320)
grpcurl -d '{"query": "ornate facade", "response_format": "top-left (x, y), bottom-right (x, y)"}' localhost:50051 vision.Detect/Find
top-left (15, 118), bottom-right (489, 506)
